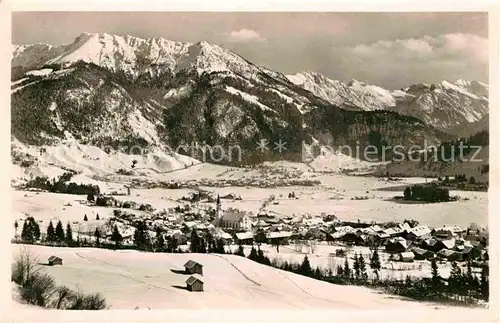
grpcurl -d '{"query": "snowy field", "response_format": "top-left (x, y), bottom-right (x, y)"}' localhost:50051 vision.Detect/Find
top-left (12, 171), bottom-right (487, 230)
top-left (9, 244), bottom-right (487, 313)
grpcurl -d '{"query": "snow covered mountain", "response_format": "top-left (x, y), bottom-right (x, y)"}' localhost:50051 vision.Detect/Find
top-left (287, 72), bottom-right (489, 132)
top-left (12, 33), bottom-right (291, 84)
top-left (287, 72), bottom-right (396, 111)
top-left (11, 33), bottom-right (452, 172)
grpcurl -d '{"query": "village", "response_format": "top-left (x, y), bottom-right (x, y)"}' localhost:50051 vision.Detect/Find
top-left (14, 185), bottom-right (489, 280)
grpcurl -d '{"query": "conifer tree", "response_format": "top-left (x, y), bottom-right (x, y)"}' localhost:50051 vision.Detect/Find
top-left (94, 228), bottom-right (101, 246)
top-left (14, 220), bottom-right (19, 236)
top-left (55, 220), bottom-right (65, 242)
top-left (96, 213), bottom-right (100, 220)
top-left (370, 249), bottom-right (381, 280)
top-left (65, 223), bottom-right (73, 245)
top-left (235, 244), bottom-right (245, 256)
top-left (32, 220), bottom-right (40, 241)
top-left (46, 220), bottom-right (55, 242)
top-left (190, 229), bottom-right (201, 253)
top-left (133, 221), bottom-right (150, 251)
top-left (343, 257), bottom-right (351, 279)
top-left (480, 265), bottom-right (489, 301)
top-left (83, 214), bottom-right (88, 221)
top-left (358, 254), bottom-right (368, 281)
top-left (21, 221), bottom-right (31, 243)
top-left (336, 264), bottom-right (344, 277)
top-left (111, 225), bottom-right (122, 249)
top-left (154, 228), bottom-right (165, 252)
top-left (248, 247), bottom-right (258, 261)
top-left (353, 253), bottom-right (360, 280)
top-left (430, 257), bottom-right (441, 292)
top-left (300, 255), bottom-right (312, 276)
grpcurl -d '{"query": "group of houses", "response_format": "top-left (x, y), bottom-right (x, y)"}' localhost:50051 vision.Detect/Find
top-left (91, 192), bottom-right (488, 267)
top-left (328, 222), bottom-right (488, 263)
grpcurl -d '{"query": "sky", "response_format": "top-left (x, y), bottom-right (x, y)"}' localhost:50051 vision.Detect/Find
top-left (12, 12), bottom-right (488, 89)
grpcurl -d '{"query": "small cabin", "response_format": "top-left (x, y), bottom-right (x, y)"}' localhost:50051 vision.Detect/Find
top-left (186, 274), bottom-right (204, 292)
top-left (184, 260), bottom-right (203, 275)
top-left (48, 256), bottom-right (63, 266)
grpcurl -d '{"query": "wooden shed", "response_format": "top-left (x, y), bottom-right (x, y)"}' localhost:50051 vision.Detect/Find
top-left (184, 260), bottom-right (203, 275)
top-left (48, 255), bottom-right (63, 266)
top-left (186, 274), bottom-right (204, 292)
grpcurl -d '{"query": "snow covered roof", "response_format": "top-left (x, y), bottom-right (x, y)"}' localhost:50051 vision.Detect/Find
top-left (334, 226), bottom-right (354, 233)
top-left (383, 228), bottom-right (397, 236)
top-left (48, 255), bottom-right (62, 262)
top-left (183, 221), bottom-right (197, 228)
top-left (399, 251), bottom-right (415, 259)
top-left (186, 274), bottom-right (204, 285)
top-left (267, 231), bottom-right (293, 239)
top-left (184, 260), bottom-right (203, 269)
top-left (215, 230), bottom-right (232, 240)
top-left (221, 211), bottom-right (247, 222)
top-left (408, 225), bottom-right (431, 237)
top-left (441, 239), bottom-right (456, 249)
top-left (398, 223), bottom-right (412, 231)
top-left (235, 232), bottom-right (253, 240)
top-left (369, 225), bottom-right (384, 232)
top-left (436, 226), bottom-right (463, 233)
top-left (389, 237), bottom-right (411, 249)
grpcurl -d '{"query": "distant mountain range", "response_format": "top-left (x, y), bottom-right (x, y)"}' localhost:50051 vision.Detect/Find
top-left (286, 72), bottom-right (489, 133)
top-left (11, 33), bottom-right (488, 168)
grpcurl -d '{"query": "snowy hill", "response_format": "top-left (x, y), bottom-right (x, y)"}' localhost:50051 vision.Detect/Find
top-left (9, 244), bottom-right (469, 310)
top-left (287, 72), bottom-right (489, 133)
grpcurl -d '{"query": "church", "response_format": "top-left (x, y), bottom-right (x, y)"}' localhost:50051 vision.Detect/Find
top-left (212, 195), bottom-right (252, 231)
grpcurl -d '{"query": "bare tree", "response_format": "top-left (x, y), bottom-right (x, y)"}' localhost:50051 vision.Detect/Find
top-left (53, 285), bottom-right (74, 309)
top-left (11, 247), bottom-right (41, 285)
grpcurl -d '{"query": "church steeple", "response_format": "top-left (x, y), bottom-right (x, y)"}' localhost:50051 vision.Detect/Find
top-left (216, 194), bottom-right (222, 219)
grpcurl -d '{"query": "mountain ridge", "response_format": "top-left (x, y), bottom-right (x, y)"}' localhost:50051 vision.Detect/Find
top-left (11, 33), bottom-right (477, 171)
top-left (287, 71), bottom-right (489, 133)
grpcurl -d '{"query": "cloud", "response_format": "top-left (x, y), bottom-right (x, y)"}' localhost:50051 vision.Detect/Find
top-left (349, 33), bottom-right (487, 63)
top-left (336, 33), bottom-right (488, 88)
top-left (226, 29), bottom-right (266, 43)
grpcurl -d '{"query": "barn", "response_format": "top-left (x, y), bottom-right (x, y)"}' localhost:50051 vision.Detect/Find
top-left (184, 260), bottom-right (203, 275)
top-left (186, 274), bottom-right (204, 292)
top-left (48, 256), bottom-right (63, 266)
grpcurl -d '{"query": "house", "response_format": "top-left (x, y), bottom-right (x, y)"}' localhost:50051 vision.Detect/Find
top-left (420, 238), bottom-right (439, 251)
top-left (435, 238), bottom-right (456, 251)
top-left (457, 245), bottom-right (481, 260)
top-left (399, 251), bottom-right (415, 262)
top-left (214, 229), bottom-right (233, 244)
top-left (214, 211), bottom-right (251, 231)
top-left (235, 232), bottom-right (254, 245)
top-left (385, 237), bottom-right (412, 253)
top-left (437, 249), bottom-right (464, 262)
top-left (342, 233), bottom-right (368, 246)
top-left (185, 274), bottom-right (204, 292)
top-left (411, 247), bottom-right (434, 260)
top-left (333, 226), bottom-right (355, 234)
top-left (433, 226), bottom-right (463, 240)
top-left (267, 231), bottom-right (293, 245)
top-left (48, 256), bottom-right (63, 266)
top-left (184, 260), bottom-right (203, 275)
top-left (405, 225), bottom-right (431, 241)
